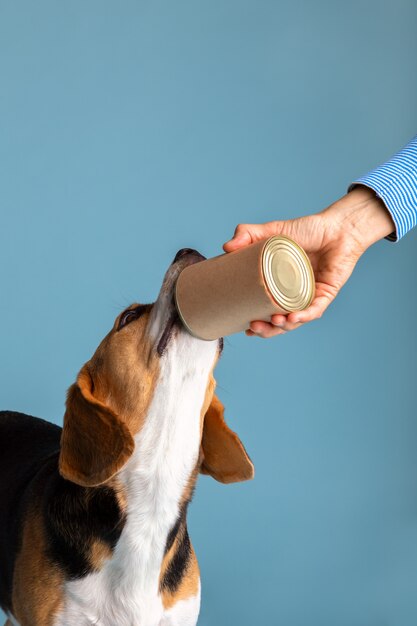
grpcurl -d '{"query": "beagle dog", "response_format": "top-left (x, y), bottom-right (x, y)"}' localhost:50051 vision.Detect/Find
top-left (0, 248), bottom-right (254, 626)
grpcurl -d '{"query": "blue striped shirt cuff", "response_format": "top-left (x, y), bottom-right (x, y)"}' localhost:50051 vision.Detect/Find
top-left (349, 135), bottom-right (417, 242)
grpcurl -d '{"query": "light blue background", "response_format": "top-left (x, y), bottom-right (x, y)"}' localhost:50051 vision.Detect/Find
top-left (1, 1), bottom-right (417, 625)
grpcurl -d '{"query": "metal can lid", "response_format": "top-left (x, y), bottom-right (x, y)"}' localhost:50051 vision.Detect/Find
top-left (262, 235), bottom-right (315, 311)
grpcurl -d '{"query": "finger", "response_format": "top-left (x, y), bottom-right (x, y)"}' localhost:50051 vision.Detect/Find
top-left (270, 313), bottom-right (304, 333)
top-left (286, 295), bottom-right (331, 324)
top-left (223, 229), bottom-right (252, 252)
top-left (223, 222), bottom-right (279, 252)
top-left (275, 320), bottom-right (303, 332)
top-left (249, 320), bottom-right (287, 338)
top-left (270, 314), bottom-right (287, 326)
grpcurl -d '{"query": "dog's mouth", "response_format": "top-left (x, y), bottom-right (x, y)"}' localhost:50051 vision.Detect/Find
top-left (155, 248), bottom-right (206, 356)
top-left (156, 308), bottom-right (180, 356)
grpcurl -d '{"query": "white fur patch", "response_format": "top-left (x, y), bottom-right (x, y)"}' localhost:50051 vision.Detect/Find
top-left (55, 308), bottom-right (217, 626)
top-left (160, 584), bottom-right (201, 626)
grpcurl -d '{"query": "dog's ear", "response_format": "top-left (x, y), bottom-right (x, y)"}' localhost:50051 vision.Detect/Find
top-left (200, 394), bottom-right (254, 484)
top-left (59, 367), bottom-right (135, 487)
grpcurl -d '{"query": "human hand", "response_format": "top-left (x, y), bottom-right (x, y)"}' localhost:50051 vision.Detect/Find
top-left (223, 186), bottom-right (395, 338)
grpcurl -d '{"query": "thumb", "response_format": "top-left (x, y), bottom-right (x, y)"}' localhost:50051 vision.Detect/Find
top-left (223, 222), bottom-right (280, 252)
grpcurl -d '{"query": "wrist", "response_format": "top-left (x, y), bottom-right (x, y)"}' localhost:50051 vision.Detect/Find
top-left (322, 186), bottom-right (396, 253)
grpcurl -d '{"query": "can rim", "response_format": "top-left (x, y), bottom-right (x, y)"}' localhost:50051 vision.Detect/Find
top-left (261, 235), bottom-right (315, 311)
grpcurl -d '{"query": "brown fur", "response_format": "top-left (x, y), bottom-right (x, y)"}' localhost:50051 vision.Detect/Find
top-left (112, 477), bottom-right (128, 514)
top-left (89, 540), bottom-right (113, 571)
top-left (59, 305), bottom-right (160, 487)
top-left (160, 540), bottom-right (200, 610)
top-left (12, 507), bottom-right (64, 626)
top-left (198, 374), bottom-right (254, 484)
top-left (201, 394), bottom-right (254, 483)
top-left (59, 368), bottom-right (136, 487)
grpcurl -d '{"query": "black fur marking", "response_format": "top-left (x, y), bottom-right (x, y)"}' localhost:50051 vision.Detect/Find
top-left (164, 503), bottom-right (187, 556)
top-left (161, 478), bottom-right (197, 594)
top-left (0, 411), bottom-right (62, 612)
top-left (44, 474), bottom-right (126, 579)
top-left (0, 410), bottom-right (127, 613)
top-left (164, 472), bottom-right (198, 558)
top-left (160, 526), bottom-right (192, 594)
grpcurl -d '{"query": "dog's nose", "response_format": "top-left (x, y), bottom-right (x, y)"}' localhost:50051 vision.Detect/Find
top-left (173, 248), bottom-right (202, 263)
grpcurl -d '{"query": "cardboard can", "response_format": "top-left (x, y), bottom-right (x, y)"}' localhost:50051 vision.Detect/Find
top-left (175, 235), bottom-right (315, 341)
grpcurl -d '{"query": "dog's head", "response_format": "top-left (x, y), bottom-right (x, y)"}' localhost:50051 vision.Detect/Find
top-left (59, 248), bottom-right (254, 488)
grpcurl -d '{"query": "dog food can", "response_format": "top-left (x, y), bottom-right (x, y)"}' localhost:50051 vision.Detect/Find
top-left (175, 235), bottom-right (315, 341)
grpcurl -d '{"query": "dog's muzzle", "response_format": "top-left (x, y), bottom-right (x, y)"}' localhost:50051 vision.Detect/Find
top-left (172, 248), bottom-right (206, 265)
top-left (156, 248), bottom-right (206, 356)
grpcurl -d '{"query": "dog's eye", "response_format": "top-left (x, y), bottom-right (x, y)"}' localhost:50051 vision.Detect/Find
top-left (118, 306), bottom-right (146, 330)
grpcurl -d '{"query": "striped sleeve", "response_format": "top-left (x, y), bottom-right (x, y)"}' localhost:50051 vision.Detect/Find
top-left (349, 135), bottom-right (417, 241)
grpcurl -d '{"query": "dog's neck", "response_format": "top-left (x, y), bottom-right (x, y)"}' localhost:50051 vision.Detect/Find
top-left (92, 338), bottom-right (217, 620)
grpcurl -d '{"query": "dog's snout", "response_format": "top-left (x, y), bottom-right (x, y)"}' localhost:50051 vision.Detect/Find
top-left (173, 248), bottom-right (199, 263)
top-left (173, 248), bottom-right (206, 264)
